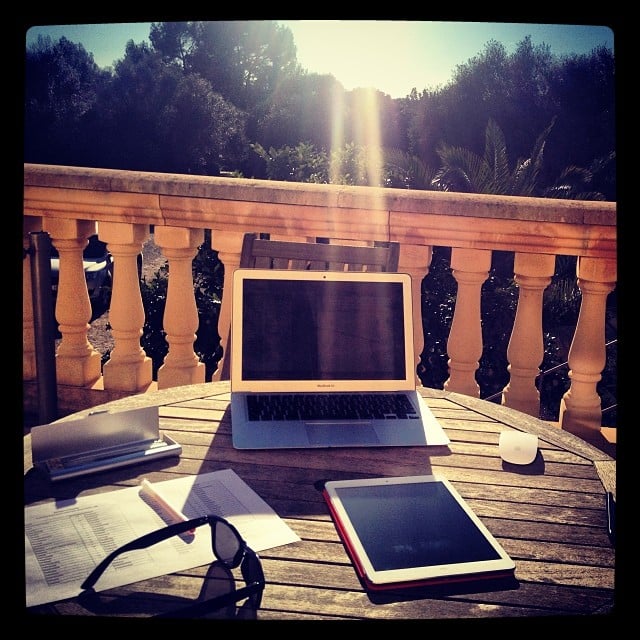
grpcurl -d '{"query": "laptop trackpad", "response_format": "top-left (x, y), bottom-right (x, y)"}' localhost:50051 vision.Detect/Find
top-left (306, 424), bottom-right (380, 447)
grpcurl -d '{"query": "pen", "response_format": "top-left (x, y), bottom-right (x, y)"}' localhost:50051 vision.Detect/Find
top-left (139, 478), bottom-right (195, 535)
top-left (606, 491), bottom-right (615, 546)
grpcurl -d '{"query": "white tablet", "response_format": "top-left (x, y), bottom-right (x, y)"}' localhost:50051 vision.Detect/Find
top-left (323, 474), bottom-right (515, 590)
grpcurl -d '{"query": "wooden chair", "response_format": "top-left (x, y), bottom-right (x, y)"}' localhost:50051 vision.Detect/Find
top-left (216, 233), bottom-right (400, 379)
top-left (238, 233), bottom-right (400, 272)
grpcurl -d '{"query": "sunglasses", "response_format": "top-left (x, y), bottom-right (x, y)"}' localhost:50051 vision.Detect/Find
top-left (81, 514), bottom-right (265, 617)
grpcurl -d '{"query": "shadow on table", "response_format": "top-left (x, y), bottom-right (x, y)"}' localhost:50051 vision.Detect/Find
top-left (500, 451), bottom-right (546, 474)
top-left (23, 454), bottom-right (185, 506)
top-left (76, 562), bottom-right (260, 620)
top-left (366, 574), bottom-right (520, 605)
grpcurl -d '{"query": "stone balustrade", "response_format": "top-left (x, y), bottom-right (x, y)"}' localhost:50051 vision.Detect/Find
top-left (22, 164), bottom-right (617, 442)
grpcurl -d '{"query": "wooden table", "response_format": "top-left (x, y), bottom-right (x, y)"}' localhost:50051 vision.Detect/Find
top-left (24, 382), bottom-right (616, 622)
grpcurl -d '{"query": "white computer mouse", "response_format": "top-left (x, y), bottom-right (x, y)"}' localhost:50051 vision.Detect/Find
top-left (499, 431), bottom-right (538, 465)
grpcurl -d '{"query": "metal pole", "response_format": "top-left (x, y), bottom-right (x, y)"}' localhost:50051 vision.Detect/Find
top-left (29, 231), bottom-right (58, 424)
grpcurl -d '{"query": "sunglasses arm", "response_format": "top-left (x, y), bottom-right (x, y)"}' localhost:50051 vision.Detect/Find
top-left (81, 516), bottom-right (209, 590)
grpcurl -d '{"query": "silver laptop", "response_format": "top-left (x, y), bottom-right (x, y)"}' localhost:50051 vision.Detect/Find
top-left (230, 269), bottom-right (450, 449)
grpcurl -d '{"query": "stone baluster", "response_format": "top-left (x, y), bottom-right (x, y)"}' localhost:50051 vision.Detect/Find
top-left (99, 222), bottom-right (153, 391)
top-left (211, 230), bottom-right (245, 381)
top-left (398, 243), bottom-right (433, 386)
top-left (502, 253), bottom-right (556, 416)
top-left (559, 256), bottom-right (617, 437)
top-left (444, 248), bottom-right (491, 397)
top-left (155, 226), bottom-right (205, 389)
top-left (45, 220), bottom-right (102, 386)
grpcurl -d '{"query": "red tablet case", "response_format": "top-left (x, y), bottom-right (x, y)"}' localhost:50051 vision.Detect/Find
top-left (322, 486), bottom-right (515, 591)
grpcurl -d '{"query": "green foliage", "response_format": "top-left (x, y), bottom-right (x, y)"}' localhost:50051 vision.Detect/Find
top-left (401, 39), bottom-right (615, 199)
top-left (383, 149), bottom-right (438, 190)
top-left (478, 256), bottom-right (518, 398)
top-left (328, 142), bottom-right (376, 186)
top-left (25, 24), bottom-right (615, 199)
top-left (252, 140), bottom-right (395, 187)
top-left (139, 263), bottom-right (169, 379)
top-left (414, 120), bottom-right (615, 422)
top-left (24, 36), bottom-right (109, 165)
top-left (191, 235), bottom-right (224, 378)
top-left (542, 256), bottom-right (581, 326)
top-left (418, 247), bottom-right (455, 388)
top-left (542, 151), bottom-right (616, 201)
top-left (251, 142), bottom-right (329, 182)
top-left (256, 73), bottom-right (342, 151)
top-left (150, 21), bottom-right (299, 110)
top-left (96, 43), bottom-right (248, 174)
top-left (432, 118), bottom-right (556, 195)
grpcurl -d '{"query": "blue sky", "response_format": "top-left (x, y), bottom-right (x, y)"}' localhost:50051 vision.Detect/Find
top-left (25, 20), bottom-right (614, 99)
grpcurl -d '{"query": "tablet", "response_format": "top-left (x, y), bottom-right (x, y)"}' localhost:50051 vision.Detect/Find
top-left (323, 475), bottom-right (515, 590)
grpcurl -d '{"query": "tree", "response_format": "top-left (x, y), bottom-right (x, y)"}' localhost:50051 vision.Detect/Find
top-left (544, 46), bottom-right (616, 191)
top-left (251, 141), bottom-right (328, 183)
top-left (434, 40), bottom-right (512, 158)
top-left (255, 72), bottom-right (342, 151)
top-left (432, 117), bottom-right (555, 196)
top-left (343, 88), bottom-right (406, 153)
top-left (159, 74), bottom-right (248, 175)
top-left (25, 35), bottom-right (110, 165)
top-left (90, 41), bottom-right (247, 174)
top-left (401, 38), bottom-right (615, 198)
top-left (81, 41), bottom-right (181, 170)
top-left (542, 151), bottom-right (616, 201)
top-left (149, 21), bottom-right (299, 112)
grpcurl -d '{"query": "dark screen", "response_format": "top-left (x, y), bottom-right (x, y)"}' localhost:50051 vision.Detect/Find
top-left (336, 481), bottom-right (501, 571)
top-left (242, 279), bottom-right (406, 381)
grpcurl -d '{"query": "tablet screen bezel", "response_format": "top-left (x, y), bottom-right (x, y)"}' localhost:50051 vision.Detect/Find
top-left (324, 474), bottom-right (515, 587)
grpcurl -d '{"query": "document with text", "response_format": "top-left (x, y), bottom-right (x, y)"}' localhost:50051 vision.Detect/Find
top-left (25, 469), bottom-right (300, 607)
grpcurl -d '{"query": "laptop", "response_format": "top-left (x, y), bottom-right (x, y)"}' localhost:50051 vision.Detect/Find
top-left (230, 268), bottom-right (450, 450)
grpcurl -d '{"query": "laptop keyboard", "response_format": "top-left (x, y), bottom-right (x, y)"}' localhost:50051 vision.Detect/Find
top-left (247, 393), bottom-right (419, 421)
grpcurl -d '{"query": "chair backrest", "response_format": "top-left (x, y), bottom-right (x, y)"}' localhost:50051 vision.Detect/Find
top-left (216, 233), bottom-right (400, 379)
top-left (239, 233), bottom-right (400, 272)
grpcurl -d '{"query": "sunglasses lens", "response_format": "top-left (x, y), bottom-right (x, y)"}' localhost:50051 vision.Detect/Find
top-left (213, 520), bottom-right (242, 566)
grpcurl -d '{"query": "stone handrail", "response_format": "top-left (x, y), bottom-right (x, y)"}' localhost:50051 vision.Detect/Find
top-left (23, 163), bottom-right (617, 442)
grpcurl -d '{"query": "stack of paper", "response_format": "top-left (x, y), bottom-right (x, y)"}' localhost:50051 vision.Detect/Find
top-left (25, 469), bottom-right (300, 607)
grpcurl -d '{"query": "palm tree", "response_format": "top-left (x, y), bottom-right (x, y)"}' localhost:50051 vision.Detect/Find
top-left (383, 148), bottom-right (438, 190)
top-left (431, 117), bottom-right (555, 195)
top-left (542, 150), bottom-right (615, 201)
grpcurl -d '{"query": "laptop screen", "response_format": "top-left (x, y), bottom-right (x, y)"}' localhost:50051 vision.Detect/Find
top-left (241, 278), bottom-right (406, 381)
top-left (231, 270), bottom-right (416, 392)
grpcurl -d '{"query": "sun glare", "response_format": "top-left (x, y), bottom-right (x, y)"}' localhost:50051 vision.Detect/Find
top-left (330, 86), bottom-right (384, 188)
top-left (289, 21), bottom-right (425, 96)
top-left (329, 85), bottom-right (346, 185)
top-left (354, 88), bottom-right (383, 188)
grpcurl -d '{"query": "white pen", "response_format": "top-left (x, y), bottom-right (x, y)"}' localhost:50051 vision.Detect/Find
top-left (139, 478), bottom-right (195, 535)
